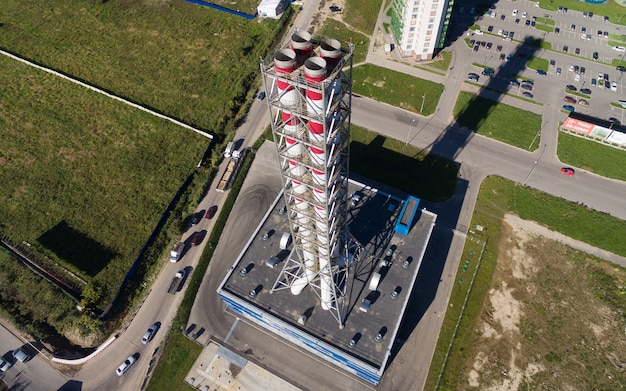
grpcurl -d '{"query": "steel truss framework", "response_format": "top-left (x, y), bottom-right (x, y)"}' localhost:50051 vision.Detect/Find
top-left (260, 31), bottom-right (360, 327)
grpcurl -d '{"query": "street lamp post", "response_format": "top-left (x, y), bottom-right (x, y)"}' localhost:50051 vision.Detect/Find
top-left (406, 118), bottom-right (416, 145)
top-left (420, 94), bottom-right (426, 114)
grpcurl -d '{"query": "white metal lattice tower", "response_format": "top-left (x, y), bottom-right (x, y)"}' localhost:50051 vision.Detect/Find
top-left (260, 31), bottom-right (355, 328)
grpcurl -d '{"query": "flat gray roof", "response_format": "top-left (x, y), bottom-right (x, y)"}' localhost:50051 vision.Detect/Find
top-left (219, 175), bottom-right (436, 373)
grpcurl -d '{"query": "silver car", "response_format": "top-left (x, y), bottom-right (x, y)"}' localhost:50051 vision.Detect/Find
top-left (116, 354), bottom-right (137, 376)
top-left (142, 323), bottom-right (160, 344)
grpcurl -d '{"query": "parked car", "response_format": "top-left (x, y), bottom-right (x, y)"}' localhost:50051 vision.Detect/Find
top-left (581, 27), bottom-right (587, 33)
top-left (499, 53), bottom-right (506, 60)
top-left (12, 348), bottom-right (29, 363)
top-left (555, 27), bottom-right (560, 34)
top-left (597, 30), bottom-right (603, 37)
top-left (0, 358), bottom-right (12, 372)
top-left (612, 81), bottom-right (618, 91)
top-left (578, 99), bottom-right (589, 107)
top-left (481, 68), bottom-right (495, 77)
top-left (116, 355), bottom-right (138, 376)
top-left (486, 42), bottom-right (492, 49)
top-left (592, 52), bottom-right (599, 61)
top-left (515, 18), bottom-right (520, 24)
top-left (562, 105), bottom-right (575, 112)
top-left (525, 20), bottom-right (531, 27)
top-left (580, 88), bottom-right (592, 95)
top-left (205, 205), bottom-right (218, 219)
top-left (565, 85), bottom-right (577, 92)
top-left (563, 96), bottom-right (577, 104)
top-left (501, 14), bottom-right (506, 21)
top-left (580, 67), bottom-right (586, 75)
top-left (521, 83), bottom-right (533, 91)
top-left (591, 78), bottom-right (597, 87)
top-left (613, 46), bottom-right (626, 52)
top-left (522, 11), bottom-right (527, 18)
top-left (522, 92), bottom-right (533, 99)
top-left (467, 72), bottom-right (479, 81)
top-left (506, 54), bottom-right (511, 62)
top-left (510, 79), bottom-right (520, 87)
top-left (573, 65), bottom-right (579, 73)
top-left (488, 25), bottom-right (494, 33)
top-left (536, 70), bottom-right (547, 76)
top-left (142, 323), bottom-right (160, 344)
top-left (563, 45), bottom-right (568, 53)
top-left (496, 45), bottom-right (502, 52)
top-left (608, 117), bottom-right (621, 125)
top-left (550, 59), bottom-right (556, 67)
top-left (617, 66), bottom-right (626, 72)
top-left (574, 73), bottom-right (581, 81)
top-left (604, 31), bottom-right (608, 38)
top-left (191, 231), bottom-right (203, 246)
top-left (257, 91), bottom-right (266, 101)
top-left (561, 167), bottom-right (575, 177)
top-left (575, 48), bottom-right (580, 55)
top-left (556, 67), bottom-right (562, 75)
top-left (512, 9), bottom-right (518, 16)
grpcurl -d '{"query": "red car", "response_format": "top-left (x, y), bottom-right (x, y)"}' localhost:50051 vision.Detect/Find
top-left (561, 167), bottom-right (575, 177)
top-left (563, 96), bottom-right (576, 104)
top-left (190, 231), bottom-right (202, 246)
top-left (205, 205), bottom-right (218, 219)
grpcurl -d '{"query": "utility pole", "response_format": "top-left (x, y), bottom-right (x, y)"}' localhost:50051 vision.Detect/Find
top-left (406, 118), bottom-right (416, 145)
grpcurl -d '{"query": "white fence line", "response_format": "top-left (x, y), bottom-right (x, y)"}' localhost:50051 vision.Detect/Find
top-left (0, 49), bottom-right (213, 139)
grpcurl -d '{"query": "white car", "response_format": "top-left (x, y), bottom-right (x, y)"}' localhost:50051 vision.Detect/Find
top-left (475, 30), bottom-right (484, 35)
top-left (522, 11), bottom-right (527, 18)
top-left (512, 9), bottom-right (518, 16)
top-left (575, 73), bottom-right (581, 81)
top-left (12, 348), bottom-right (29, 363)
top-left (116, 355), bottom-right (137, 376)
top-left (0, 358), bottom-right (11, 372)
top-left (612, 81), bottom-right (618, 91)
top-left (568, 64), bottom-right (574, 72)
top-left (614, 46), bottom-right (626, 52)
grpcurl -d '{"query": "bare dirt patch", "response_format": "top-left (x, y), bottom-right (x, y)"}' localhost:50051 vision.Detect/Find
top-left (461, 216), bottom-right (626, 390)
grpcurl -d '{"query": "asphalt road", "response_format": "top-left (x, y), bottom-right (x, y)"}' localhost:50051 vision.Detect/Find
top-left (3, 0), bottom-right (625, 390)
top-left (0, 327), bottom-right (67, 391)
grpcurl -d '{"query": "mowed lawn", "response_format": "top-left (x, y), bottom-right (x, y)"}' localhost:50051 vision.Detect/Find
top-left (558, 132), bottom-right (626, 182)
top-left (453, 91), bottom-right (541, 150)
top-left (0, 56), bottom-right (207, 303)
top-left (352, 64), bottom-right (444, 116)
top-left (0, 0), bottom-right (284, 135)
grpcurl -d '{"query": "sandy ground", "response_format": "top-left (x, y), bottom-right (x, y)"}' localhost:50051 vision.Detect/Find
top-left (463, 213), bottom-right (626, 390)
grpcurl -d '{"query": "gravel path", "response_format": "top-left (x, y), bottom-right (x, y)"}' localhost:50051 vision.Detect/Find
top-left (504, 213), bottom-right (626, 268)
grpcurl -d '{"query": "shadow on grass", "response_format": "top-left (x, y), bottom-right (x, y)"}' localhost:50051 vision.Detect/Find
top-left (38, 221), bottom-right (118, 277)
top-left (349, 135), bottom-right (458, 202)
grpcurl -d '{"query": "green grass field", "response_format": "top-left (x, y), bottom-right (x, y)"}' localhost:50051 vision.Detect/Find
top-left (453, 91), bottom-right (542, 150)
top-left (352, 64), bottom-right (444, 116)
top-left (540, 0), bottom-right (626, 26)
top-left (350, 126), bottom-right (458, 202)
top-left (558, 132), bottom-right (626, 181)
top-left (526, 56), bottom-right (549, 72)
top-left (0, 0), bottom-right (285, 136)
top-left (0, 55), bottom-right (207, 306)
top-left (344, 0), bottom-right (384, 35)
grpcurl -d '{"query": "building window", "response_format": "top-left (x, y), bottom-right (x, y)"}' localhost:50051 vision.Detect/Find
top-left (409, 27), bottom-right (415, 31)
top-left (424, 43), bottom-right (430, 47)
top-left (411, 20), bottom-right (417, 25)
top-left (428, 24), bottom-right (433, 29)
top-left (423, 48), bottom-right (429, 53)
top-left (429, 17), bottom-right (435, 23)
top-left (426, 30), bottom-right (432, 35)
top-left (431, 4), bottom-right (438, 9)
top-left (413, 7), bottom-right (418, 12)
top-left (408, 33), bottom-right (414, 37)
top-left (425, 36), bottom-right (431, 41)
top-left (430, 10), bottom-right (437, 16)
top-left (407, 45), bottom-right (412, 49)
top-left (412, 14), bottom-right (417, 19)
